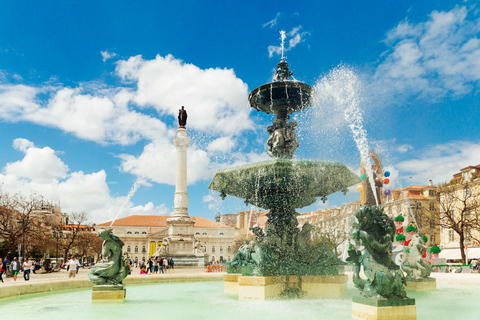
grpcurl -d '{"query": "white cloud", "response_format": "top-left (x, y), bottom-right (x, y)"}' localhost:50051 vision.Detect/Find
top-left (373, 6), bottom-right (480, 100)
top-left (268, 26), bottom-right (310, 58)
top-left (0, 139), bottom-right (170, 224)
top-left (397, 144), bottom-right (413, 153)
top-left (263, 12), bottom-right (281, 28)
top-left (101, 50), bottom-right (117, 62)
top-left (396, 141), bottom-right (480, 185)
top-left (207, 137), bottom-right (236, 153)
top-left (130, 202), bottom-right (171, 215)
top-left (116, 54), bottom-right (253, 136)
top-left (4, 139), bottom-right (68, 183)
top-left (203, 195), bottom-right (214, 203)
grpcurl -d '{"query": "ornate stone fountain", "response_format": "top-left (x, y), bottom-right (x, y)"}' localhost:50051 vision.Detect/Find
top-left (209, 58), bottom-right (360, 299)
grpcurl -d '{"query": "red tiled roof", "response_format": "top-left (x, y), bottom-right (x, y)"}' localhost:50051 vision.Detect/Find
top-left (98, 215), bottom-right (230, 228)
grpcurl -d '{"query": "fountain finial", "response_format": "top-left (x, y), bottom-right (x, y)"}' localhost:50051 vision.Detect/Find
top-left (273, 57), bottom-right (293, 82)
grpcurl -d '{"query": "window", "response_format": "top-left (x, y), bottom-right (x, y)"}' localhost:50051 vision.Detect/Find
top-left (212, 246), bottom-right (215, 253)
top-left (127, 246), bottom-right (131, 253)
top-left (429, 202), bottom-right (435, 211)
top-left (202, 232), bottom-right (207, 235)
top-left (219, 233), bottom-right (224, 236)
top-left (429, 189), bottom-right (435, 197)
top-left (448, 230), bottom-right (455, 242)
top-left (227, 246), bottom-right (231, 253)
top-left (135, 246), bottom-right (138, 253)
top-left (195, 232), bottom-right (200, 235)
top-left (220, 246), bottom-right (223, 253)
top-left (127, 231), bottom-right (132, 234)
top-left (142, 231), bottom-right (147, 234)
top-left (142, 246), bottom-right (146, 253)
top-left (431, 235), bottom-right (436, 244)
top-left (134, 232), bottom-right (139, 234)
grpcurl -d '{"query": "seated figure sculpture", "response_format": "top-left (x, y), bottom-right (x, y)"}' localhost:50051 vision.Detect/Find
top-left (229, 240), bottom-right (263, 267)
top-left (88, 229), bottom-right (129, 285)
top-left (400, 233), bottom-right (432, 279)
top-left (347, 205), bottom-right (407, 299)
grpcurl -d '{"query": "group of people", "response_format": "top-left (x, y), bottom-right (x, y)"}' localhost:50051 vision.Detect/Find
top-left (0, 257), bottom-right (36, 282)
top-left (139, 257), bottom-right (174, 275)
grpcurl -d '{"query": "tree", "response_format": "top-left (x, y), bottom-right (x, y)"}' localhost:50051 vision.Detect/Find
top-left (0, 190), bottom-right (44, 258)
top-left (428, 181), bottom-right (480, 264)
top-left (74, 231), bottom-right (102, 263)
top-left (312, 216), bottom-right (350, 256)
top-left (57, 212), bottom-right (89, 261)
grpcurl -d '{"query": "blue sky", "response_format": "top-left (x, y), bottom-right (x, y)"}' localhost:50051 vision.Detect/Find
top-left (1, 1), bottom-right (480, 224)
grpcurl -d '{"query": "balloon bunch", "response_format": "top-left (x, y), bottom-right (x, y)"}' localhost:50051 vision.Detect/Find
top-left (383, 171), bottom-right (391, 195)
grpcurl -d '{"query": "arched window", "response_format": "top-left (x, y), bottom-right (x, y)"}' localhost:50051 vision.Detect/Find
top-left (212, 246), bottom-right (215, 253)
top-left (127, 246), bottom-right (131, 253)
top-left (195, 232), bottom-right (200, 235)
top-left (227, 246), bottom-right (231, 253)
top-left (135, 246), bottom-right (138, 253)
top-left (134, 232), bottom-right (139, 234)
top-left (219, 232), bottom-right (224, 236)
top-left (142, 246), bottom-right (146, 253)
top-left (202, 232), bottom-right (207, 235)
top-left (220, 246), bottom-right (223, 253)
top-left (127, 231), bottom-right (132, 234)
top-left (142, 232), bottom-right (147, 234)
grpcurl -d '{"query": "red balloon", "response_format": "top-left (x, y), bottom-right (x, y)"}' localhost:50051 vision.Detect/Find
top-left (383, 178), bottom-right (390, 185)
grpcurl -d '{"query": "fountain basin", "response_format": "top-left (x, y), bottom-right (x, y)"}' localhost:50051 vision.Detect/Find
top-left (248, 81), bottom-right (315, 115)
top-left (208, 159), bottom-right (361, 209)
top-left (1, 278), bottom-right (479, 320)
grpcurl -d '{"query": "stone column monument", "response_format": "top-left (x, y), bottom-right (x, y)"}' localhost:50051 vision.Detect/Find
top-left (157, 106), bottom-right (207, 266)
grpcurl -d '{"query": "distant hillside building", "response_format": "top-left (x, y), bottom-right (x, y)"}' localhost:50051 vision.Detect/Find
top-left (98, 215), bottom-right (235, 263)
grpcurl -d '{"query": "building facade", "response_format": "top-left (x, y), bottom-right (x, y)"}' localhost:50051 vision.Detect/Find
top-left (97, 215), bottom-right (235, 263)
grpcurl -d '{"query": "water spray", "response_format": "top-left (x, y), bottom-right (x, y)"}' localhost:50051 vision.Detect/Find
top-left (110, 176), bottom-right (145, 227)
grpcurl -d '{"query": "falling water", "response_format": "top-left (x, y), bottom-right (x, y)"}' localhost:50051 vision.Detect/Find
top-left (110, 176), bottom-right (145, 226)
top-left (314, 66), bottom-right (378, 204)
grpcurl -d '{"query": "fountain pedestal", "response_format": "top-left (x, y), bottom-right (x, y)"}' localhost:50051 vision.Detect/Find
top-left (224, 273), bottom-right (348, 300)
top-left (352, 296), bottom-right (416, 320)
top-left (92, 285), bottom-right (126, 301)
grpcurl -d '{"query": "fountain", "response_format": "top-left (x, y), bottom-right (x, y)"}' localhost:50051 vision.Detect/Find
top-left (209, 57), bottom-right (360, 299)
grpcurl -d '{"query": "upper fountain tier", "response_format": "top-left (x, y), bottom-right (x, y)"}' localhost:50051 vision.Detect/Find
top-left (248, 58), bottom-right (316, 115)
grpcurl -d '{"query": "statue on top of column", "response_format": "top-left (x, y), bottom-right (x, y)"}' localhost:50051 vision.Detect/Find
top-left (178, 106), bottom-right (187, 128)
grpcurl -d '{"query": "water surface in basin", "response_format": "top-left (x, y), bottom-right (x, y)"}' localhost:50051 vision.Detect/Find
top-left (0, 282), bottom-right (477, 320)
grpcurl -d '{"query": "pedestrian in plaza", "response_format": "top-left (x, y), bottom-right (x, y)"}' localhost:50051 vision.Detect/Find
top-left (22, 257), bottom-right (32, 281)
top-left (159, 257), bottom-right (165, 274)
top-left (31, 259), bottom-right (36, 274)
top-left (67, 255), bottom-right (79, 278)
top-left (163, 257), bottom-right (168, 273)
top-left (170, 258), bottom-right (174, 271)
top-left (139, 265), bottom-right (147, 275)
top-left (0, 258), bottom-right (5, 283)
top-left (147, 258), bottom-right (153, 274)
top-left (152, 257), bottom-right (158, 274)
top-left (9, 257), bottom-right (21, 281)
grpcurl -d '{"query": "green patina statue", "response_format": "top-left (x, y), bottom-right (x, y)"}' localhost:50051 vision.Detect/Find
top-left (400, 233), bottom-right (432, 279)
top-left (347, 205), bottom-right (407, 299)
top-left (88, 229), bottom-right (129, 285)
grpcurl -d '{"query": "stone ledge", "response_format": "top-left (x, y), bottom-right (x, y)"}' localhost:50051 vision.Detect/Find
top-left (224, 274), bottom-right (242, 282)
top-left (353, 295), bottom-right (415, 307)
top-left (352, 302), bottom-right (416, 320)
top-left (302, 274), bottom-right (348, 284)
top-left (238, 276), bottom-right (286, 286)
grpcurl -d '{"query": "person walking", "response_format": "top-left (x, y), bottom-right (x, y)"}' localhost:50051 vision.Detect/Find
top-left (159, 257), bottom-right (165, 274)
top-left (170, 258), bottom-right (174, 271)
top-left (0, 257), bottom-right (5, 283)
top-left (152, 257), bottom-right (158, 274)
top-left (147, 258), bottom-right (153, 274)
top-left (22, 257), bottom-right (32, 281)
top-left (163, 257), bottom-right (168, 273)
top-left (67, 255), bottom-right (79, 278)
top-left (9, 257), bottom-right (21, 281)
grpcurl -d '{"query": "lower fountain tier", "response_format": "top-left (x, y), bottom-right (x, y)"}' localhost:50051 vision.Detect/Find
top-left (208, 159), bottom-right (361, 209)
